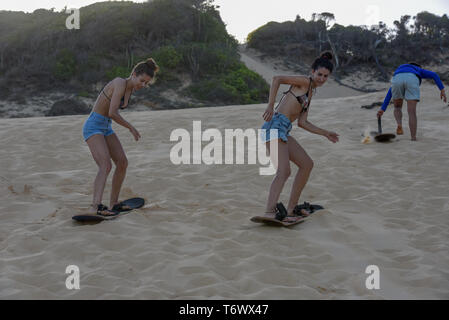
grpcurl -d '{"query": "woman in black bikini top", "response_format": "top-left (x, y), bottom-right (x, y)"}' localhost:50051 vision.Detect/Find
top-left (260, 51), bottom-right (340, 224)
top-left (83, 58), bottom-right (159, 217)
top-left (101, 79), bottom-right (133, 109)
top-left (280, 76), bottom-right (315, 113)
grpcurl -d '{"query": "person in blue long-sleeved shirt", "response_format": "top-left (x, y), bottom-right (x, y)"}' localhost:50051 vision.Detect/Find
top-left (377, 63), bottom-right (447, 141)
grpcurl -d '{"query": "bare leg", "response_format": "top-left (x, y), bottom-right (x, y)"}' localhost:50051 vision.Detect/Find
top-left (264, 139), bottom-right (291, 216)
top-left (286, 136), bottom-right (314, 216)
top-left (407, 100), bottom-right (418, 141)
top-left (105, 133), bottom-right (128, 208)
top-left (86, 134), bottom-right (113, 213)
top-left (393, 99), bottom-right (404, 133)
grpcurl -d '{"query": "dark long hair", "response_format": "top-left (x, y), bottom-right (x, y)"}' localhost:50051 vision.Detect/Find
top-left (311, 51), bottom-right (334, 73)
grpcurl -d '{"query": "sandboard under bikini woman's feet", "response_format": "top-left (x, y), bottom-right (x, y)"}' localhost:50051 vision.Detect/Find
top-left (251, 202), bottom-right (305, 227)
top-left (72, 197), bottom-right (145, 222)
top-left (251, 202), bottom-right (324, 227)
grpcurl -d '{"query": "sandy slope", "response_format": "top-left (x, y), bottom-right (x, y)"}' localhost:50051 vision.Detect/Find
top-left (239, 47), bottom-right (388, 100)
top-left (1, 81), bottom-right (448, 299)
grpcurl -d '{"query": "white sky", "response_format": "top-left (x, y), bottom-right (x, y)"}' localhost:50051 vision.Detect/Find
top-left (1, 0), bottom-right (448, 42)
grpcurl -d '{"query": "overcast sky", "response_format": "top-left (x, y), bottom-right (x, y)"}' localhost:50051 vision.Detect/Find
top-left (2, 0), bottom-right (448, 42)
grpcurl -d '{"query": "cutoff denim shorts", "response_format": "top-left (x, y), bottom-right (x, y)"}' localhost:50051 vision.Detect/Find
top-left (260, 112), bottom-right (292, 143)
top-left (391, 73), bottom-right (421, 101)
top-left (82, 112), bottom-right (115, 141)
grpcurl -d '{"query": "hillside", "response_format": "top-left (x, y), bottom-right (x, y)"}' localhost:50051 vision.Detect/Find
top-left (0, 0), bottom-right (269, 117)
top-left (246, 11), bottom-right (449, 90)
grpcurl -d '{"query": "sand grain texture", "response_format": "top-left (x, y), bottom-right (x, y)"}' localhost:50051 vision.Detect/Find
top-left (1, 83), bottom-right (448, 299)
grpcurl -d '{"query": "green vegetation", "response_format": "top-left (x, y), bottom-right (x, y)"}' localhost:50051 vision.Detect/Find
top-left (54, 49), bottom-right (77, 80)
top-left (247, 12), bottom-right (449, 80)
top-left (0, 0), bottom-right (269, 107)
top-left (188, 62), bottom-right (269, 104)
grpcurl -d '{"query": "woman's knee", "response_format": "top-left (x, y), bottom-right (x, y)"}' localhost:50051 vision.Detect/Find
top-left (301, 158), bottom-right (314, 172)
top-left (116, 157), bottom-right (128, 170)
top-left (276, 167), bottom-right (291, 180)
top-left (98, 160), bottom-right (113, 174)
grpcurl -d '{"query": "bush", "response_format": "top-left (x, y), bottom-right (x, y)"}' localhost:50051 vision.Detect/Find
top-left (188, 63), bottom-right (269, 104)
top-left (53, 49), bottom-right (76, 80)
top-left (152, 46), bottom-right (182, 69)
top-left (78, 90), bottom-right (90, 97)
top-left (105, 65), bottom-right (130, 80)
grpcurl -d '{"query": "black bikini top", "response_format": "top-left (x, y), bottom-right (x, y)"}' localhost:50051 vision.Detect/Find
top-left (101, 79), bottom-right (133, 109)
top-left (282, 77), bottom-right (314, 113)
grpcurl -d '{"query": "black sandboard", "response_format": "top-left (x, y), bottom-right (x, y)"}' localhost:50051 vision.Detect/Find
top-left (72, 197), bottom-right (145, 222)
top-left (250, 216), bottom-right (305, 227)
top-left (374, 133), bottom-right (396, 142)
top-left (251, 203), bottom-right (324, 227)
top-left (374, 117), bottom-right (395, 142)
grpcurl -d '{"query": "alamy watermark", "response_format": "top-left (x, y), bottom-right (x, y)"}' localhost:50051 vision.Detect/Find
top-left (365, 265), bottom-right (380, 290)
top-left (65, 9), bottom-right (80, 30)
top-left (169, 121), bottom-right (279, 175)
top-left (65, 265), bottom-right (80, 290)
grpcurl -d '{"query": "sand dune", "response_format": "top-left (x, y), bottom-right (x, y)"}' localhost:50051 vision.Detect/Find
top-left (239, 47), bottom-right (388, 101)
top-left (1, 81), bottom-right (448, 299)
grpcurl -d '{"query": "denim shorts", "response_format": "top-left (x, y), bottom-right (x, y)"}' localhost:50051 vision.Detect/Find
top-left (260, 112), bottom-right (292, 143)
top-left (391, 73), bottom-right (420, 101)
top-left (82, 112), bottom-right (115, 141)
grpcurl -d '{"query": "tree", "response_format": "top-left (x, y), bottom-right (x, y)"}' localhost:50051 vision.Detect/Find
top-left (314, 12), bottom-right (340, 70)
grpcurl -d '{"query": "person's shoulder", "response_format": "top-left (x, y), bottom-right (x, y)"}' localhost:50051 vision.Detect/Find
top-left (112, 77), bottom-right (126, 85)
top-left (298, 75), bottom-right (310, 80)
top-left (111, 77), bottom-right (126, 91)
top-left (296, 75), bottom-right (312, 86)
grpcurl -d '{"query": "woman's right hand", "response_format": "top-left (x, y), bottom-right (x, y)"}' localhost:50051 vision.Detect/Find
top-left (263, 106), bottom-right (274, 122)
top-left (129, 126), bottom-right (141, 141)
top-left (377, 109), bottom-right (384, 118)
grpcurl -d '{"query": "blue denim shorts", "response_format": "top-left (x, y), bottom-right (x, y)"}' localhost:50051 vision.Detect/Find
top-left (260, 112), bottom-right (292, 143)
top-left (391, 73), bottom-right (420, 101)
top-left (82, 112), bottom-right (115, 141)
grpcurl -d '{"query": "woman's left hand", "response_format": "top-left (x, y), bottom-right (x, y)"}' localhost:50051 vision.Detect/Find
top-left (325, 131), bottom-right (339, 143)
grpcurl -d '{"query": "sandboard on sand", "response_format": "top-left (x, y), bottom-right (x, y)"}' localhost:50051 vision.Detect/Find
top-left (251, 202), bottom-right (324, 227)
top-left (250, 216), bottom-right (305, 227)
top-left (374, 117), bottom-right (395, 142)
top-left (374, 133), bottom-right (396, 142)
top-left (72, 197), bottom-right (145, 222)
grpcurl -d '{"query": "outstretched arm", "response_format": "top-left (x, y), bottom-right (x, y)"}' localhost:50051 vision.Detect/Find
top-left (421, 69), bottom-right (447, 103)
top-left (377, 87), bottom-right (392, 117)
top-left (421, 69), bottom-right (444, 90)
top-left (298, 110), bottom-right (339, 143)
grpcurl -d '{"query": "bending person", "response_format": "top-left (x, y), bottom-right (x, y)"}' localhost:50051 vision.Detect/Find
top-left (261, 52), bottom-right (339, 223)
top-left (82, 58), bottom-right (159, 216)
top-left (377, 63), bottom-right (447, 141)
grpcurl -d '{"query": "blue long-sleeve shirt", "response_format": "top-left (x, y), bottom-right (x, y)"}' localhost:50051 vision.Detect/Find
top-left (380, 64), bottom-right (445, 111)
